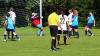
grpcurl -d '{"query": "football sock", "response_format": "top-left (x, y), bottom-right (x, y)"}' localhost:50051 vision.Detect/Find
top-left (4, 35), bottom-right (6, 40)
top-left (85, 30), bottom-right (87, 35)
top-left (12, 32), bottom-right (14, 39)
top-left (57, 35), bottom-right (60, 44)
top-left (40, 30), bottom-right (43, 36)
top-left (51, 39), bottom-right (55, 50)
top-left (68, 31), bottom-right (71, 37)
top-left (88, 30), bottom-right (92, 35)
top-left (15, 35), bottom-right (19, 39)
top-left (64, 36), bottom-right (66, 44)
top-left (7, 32), bottom-right (10, 39)
top-left (54, 38), bottom-right (56, 48)
top-left (37, 30), bottom-right (41, 35)
top-left (75, 32), bottom-right (79, 38)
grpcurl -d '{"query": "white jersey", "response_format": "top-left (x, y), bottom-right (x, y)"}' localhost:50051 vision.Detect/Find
top-left (58, 14), bottom-right (68, 30)
top-left (68, 13), bottom-right (73, 25)
top-left (8, 11), bottom-right (16, 22)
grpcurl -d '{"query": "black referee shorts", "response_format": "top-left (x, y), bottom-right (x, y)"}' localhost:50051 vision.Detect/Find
top-left (49, 26), bottom-right (58, 37)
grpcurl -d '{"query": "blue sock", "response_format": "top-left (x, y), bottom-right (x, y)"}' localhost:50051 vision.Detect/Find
top-left (40, 30), bottom-right (44, 36)
top-left (37, 30), bottom-right (41, 35)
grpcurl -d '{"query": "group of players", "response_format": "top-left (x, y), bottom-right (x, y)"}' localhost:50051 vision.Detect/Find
top-left (3, 7), bottom-right (20, 42)
top-left (2, 6), bottom-right (95, 52)
top-left (48, 7), bottom-right (95, 52)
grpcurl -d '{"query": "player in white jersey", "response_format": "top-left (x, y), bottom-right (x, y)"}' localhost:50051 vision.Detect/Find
top-left (68, 9), bottom-right (73, 26)
top-left (57, 10), bottom-right (68, 45)
top-left (8, 7), bottom-right (16, 24)
top-left (67, 9), bottom-right (75, 37)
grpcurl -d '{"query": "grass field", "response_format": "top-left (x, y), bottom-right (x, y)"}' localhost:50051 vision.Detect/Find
top-left (0, 27), bottom-right (100, 56)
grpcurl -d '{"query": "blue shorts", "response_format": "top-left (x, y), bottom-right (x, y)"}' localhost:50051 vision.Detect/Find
top-left (37, 24), bottom-right (42, 28)
top-left (6, 29), bottom-right (15, 32)
top-left (87, 23), bottom-right (93, 28)
top-left (71, 26), bottom-right (78, 29)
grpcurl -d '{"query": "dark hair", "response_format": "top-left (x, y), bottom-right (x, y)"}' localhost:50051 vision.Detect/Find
top-left (7, 13), bottom-right (10, 17)
top-left (10, 7), bottom-right (14, 11)
top-left (50, 6), bottom-right (57, 12)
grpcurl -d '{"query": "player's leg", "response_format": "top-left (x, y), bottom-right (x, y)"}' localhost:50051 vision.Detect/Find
top-left (85, 25), bottom-right (88, 35)
top-left (3, 30), bottom-right (8, 41)
top-left (86, 24), bottom-right (93, 36)
top-left (7, 31), bottom-right (10, 39)
top-left (37, 24), bottom-right (44, 36)
top-left (57, 30), bottom-right (61, 45)
top-left (53, 26), bottom-right (58, 50)
top-left (12, 24), bottom-right (16, 39)
top-left (40, 27), bottom-right (44, 36)
top-left (11, 32), bottom-right (14, 39)
top-left (12, 30), bottom-right (20, 41)
top-left (63, 30), bottom-right (67, 45)
top-left (50, 26), bottom-right (58, 51)
top-left (68, 26), bottom-right (72, 37)
top-left (72, 28), bottom-right (75, 36)
top-left (74, 26), bottom-right (79, 38)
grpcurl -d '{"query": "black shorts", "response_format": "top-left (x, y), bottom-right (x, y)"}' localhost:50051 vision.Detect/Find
top-left (50, 26), bottom-right (58, 37)
top-left (58, 30), bottom-right (67, 34)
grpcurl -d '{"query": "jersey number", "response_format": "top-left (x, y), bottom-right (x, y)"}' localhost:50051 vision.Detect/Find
top-left (60, 18), bottom-right (65, 24)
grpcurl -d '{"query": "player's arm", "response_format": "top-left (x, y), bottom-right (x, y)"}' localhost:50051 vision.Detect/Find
top-left (57, 21), bottom-right (63, 31)
top-left (57, 17), bottom-right (63, 31)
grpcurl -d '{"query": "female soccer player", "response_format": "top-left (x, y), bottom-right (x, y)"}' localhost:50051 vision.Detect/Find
top-left (31, 12), bottom-right (44, 36)
top-left (68, 9), bottom-right (79, 38)
top-left (84, 12), bottom-right (95, 36)
top-left (57, 10), bottom-right (68, 45)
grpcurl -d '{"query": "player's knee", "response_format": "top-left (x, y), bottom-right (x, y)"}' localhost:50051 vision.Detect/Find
top-left (13, 32), bottom-right (16, 35)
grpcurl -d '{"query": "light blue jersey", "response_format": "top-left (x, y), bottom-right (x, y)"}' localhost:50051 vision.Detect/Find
top-left (6, 17), bottom-right (14, 29)
top-left (72, 15), bottom-right (78, 26)
top-left (87, 15), bottom-right (94, 23)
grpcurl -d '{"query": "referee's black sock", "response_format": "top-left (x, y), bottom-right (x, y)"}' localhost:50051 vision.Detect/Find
top-left (63, 36), bottom-right (66, 44)
top-left (54, 38), bottom-right (56, 49)
top-left (75, 32), bottom-right (79, 38)
top-left (51, 39), bottom-right (55, 50)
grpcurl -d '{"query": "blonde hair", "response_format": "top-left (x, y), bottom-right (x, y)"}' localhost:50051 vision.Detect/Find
top-left (73, 9), bottom-right (78, 16)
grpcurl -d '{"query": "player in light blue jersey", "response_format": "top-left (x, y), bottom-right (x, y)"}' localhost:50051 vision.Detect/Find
top-left (68, 9), bottom-right (79, 38)
top-left (85, 12), bottom-right (95, 36)
top-left (3, 13), bottom-right (20, 42)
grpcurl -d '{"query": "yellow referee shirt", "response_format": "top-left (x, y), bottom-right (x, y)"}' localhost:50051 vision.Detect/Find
top-left (48, 12), bottom-right (59, 26)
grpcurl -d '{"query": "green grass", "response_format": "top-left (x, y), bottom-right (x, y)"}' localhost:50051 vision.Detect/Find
top-left (0, 27), bottom-right (100, 56)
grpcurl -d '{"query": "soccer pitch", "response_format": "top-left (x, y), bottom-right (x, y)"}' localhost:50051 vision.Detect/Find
top-left (0, 27), bottom-right (100, 56)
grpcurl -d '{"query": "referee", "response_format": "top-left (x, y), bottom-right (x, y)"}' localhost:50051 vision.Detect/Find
top-left (48, 6), bottom-right (62, 51)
